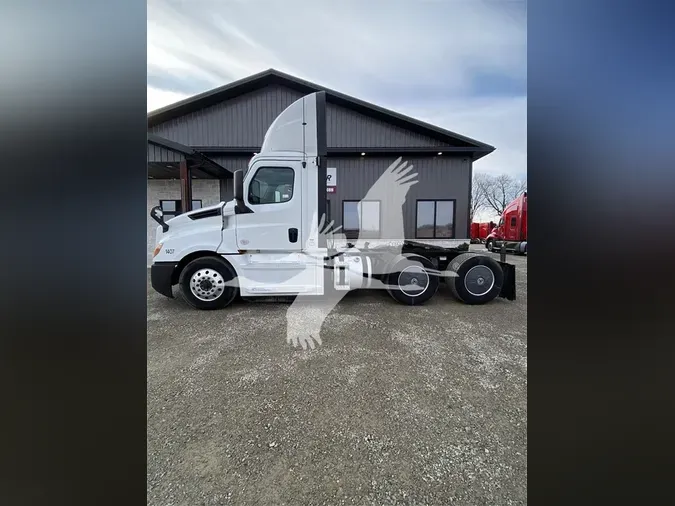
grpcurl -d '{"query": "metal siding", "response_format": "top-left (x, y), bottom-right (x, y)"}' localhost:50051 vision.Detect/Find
top-left (327, 156), bottom-right (470, 239)
top-left (147, 144), bottom-right (184, 163)
top-left (148, 85), bottom-right (472, 232)
top-left (326, 104), bottom-right (444, 148)
top-left (150, 85), bottom-right (305, 146)
top-left (150, 84), bottom-right (446, 149)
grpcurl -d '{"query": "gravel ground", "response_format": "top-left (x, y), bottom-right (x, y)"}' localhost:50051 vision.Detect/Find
top-left (147, 246), bottom-right (527, 505)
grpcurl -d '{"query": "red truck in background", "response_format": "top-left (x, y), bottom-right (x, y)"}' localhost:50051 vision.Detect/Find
top-left (470, 222), bottom-right (480, 243)
top-left (486, 192), bottom-right (527, 255)
top-left (479, 222), bottom-right (496, 241)
top-left (470, 221), bottom-right (497, 243)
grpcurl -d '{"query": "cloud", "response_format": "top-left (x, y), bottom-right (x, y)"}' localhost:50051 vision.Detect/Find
top-left (147, 0), bottom-right (527, 177)
top-left (147, 86), bottom-right (189, 113)
top-left (392, 96), bottom-right (528, 180)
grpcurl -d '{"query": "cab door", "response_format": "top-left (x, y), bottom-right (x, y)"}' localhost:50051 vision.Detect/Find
top-left (235, 160), bottom-right (302, 252)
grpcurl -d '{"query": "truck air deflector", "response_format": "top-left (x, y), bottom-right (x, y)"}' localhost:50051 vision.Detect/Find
top-left (315, 91), bottom-right (328, 248)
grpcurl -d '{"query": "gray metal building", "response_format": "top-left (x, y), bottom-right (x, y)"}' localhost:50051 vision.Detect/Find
top-left (147, 69), bottom-right (494, 263)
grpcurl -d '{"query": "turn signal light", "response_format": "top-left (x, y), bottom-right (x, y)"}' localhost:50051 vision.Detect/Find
top-left (153, 243), bottom-right (163, 257)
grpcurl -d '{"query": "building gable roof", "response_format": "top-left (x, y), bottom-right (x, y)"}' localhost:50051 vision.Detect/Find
top-left (148, 69), bottom-right (495, 156)
top-left (147, 133), bottom-right (233, 177)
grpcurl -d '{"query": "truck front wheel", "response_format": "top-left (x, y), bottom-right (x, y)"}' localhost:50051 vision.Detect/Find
top-left (486, 238), bottom-right (494, 252)
top-left (178, 256), bottom-right (238, 310)
top-left (446, 253), bottom-right (503, 305)
top-left (386, 255), bottom-right (439, 306)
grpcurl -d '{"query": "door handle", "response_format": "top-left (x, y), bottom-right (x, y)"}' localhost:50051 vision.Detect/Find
top-left (288, 228), bottom-right (298, 243)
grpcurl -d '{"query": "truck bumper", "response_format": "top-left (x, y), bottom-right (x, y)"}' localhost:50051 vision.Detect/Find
top-left (151, 262), bottom-right (177, 298)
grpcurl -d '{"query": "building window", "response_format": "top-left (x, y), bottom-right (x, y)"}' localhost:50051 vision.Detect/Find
top-left (415, 200), bottom-right (455, 239)
top-left (159, 200), bottom-right (202, 217)
top-left (248, 167), bottom-right (294, 205)
top-left (342, 200), bottom-right (381, 239)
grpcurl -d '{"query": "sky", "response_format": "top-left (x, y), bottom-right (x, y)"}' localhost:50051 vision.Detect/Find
top-left (147, 0), bottom-right (527, 220)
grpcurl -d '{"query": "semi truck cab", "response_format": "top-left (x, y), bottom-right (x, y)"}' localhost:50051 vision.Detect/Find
top-left (486, 192), bottom-right (527, 255)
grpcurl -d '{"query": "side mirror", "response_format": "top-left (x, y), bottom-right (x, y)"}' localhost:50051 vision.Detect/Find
top-left (234, 170), bottom-right (244, 201)
top-left (232, 170), bottom-right (254, 214)
top-left (150, 205), bottom-right (169, 232)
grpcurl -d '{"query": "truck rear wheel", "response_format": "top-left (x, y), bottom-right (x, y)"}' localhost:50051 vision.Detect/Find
top-left (446, 253), bottom-right (503, 305)
top-left (178, 256), bottom-right (238, 310)
top-left (386, 255), bottom-right (439, 306)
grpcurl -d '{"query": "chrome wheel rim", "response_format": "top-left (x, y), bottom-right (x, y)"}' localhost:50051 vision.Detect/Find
top-left (190, 268), bottom-right (226, 301)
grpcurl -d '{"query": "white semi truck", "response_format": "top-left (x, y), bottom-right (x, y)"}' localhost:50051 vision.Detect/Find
top-left (149, 92), bottom-right (516, 310)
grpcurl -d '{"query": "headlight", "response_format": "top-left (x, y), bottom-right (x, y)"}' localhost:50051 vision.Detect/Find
top-left (153, 243), bottom-right (163, 257)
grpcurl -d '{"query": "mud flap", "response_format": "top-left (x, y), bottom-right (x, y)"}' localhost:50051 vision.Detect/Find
top-left (498, 261), bottom-right (516, 300)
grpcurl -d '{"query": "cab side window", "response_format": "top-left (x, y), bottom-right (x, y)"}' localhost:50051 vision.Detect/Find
top-left (248, 167), bottom-right (294, 205)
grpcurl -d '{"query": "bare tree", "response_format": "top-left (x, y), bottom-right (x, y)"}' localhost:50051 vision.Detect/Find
top-left (470, 174), bottom-right (487, 222)
top-left (474, 173), bottom-right (527, 217)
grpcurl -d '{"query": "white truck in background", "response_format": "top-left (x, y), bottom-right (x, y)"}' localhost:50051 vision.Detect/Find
top-left (150, 92), bottom-right (516, 310)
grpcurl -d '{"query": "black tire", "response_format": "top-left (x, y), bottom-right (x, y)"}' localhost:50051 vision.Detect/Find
top-left (486, 239), bottom-right (494, 252)
top-left (386, 255), bottom-right (439, 306)
top-left (446, 253), bottom-right (503, 305)
top-left (178, 256), bottom-right (238, 310)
